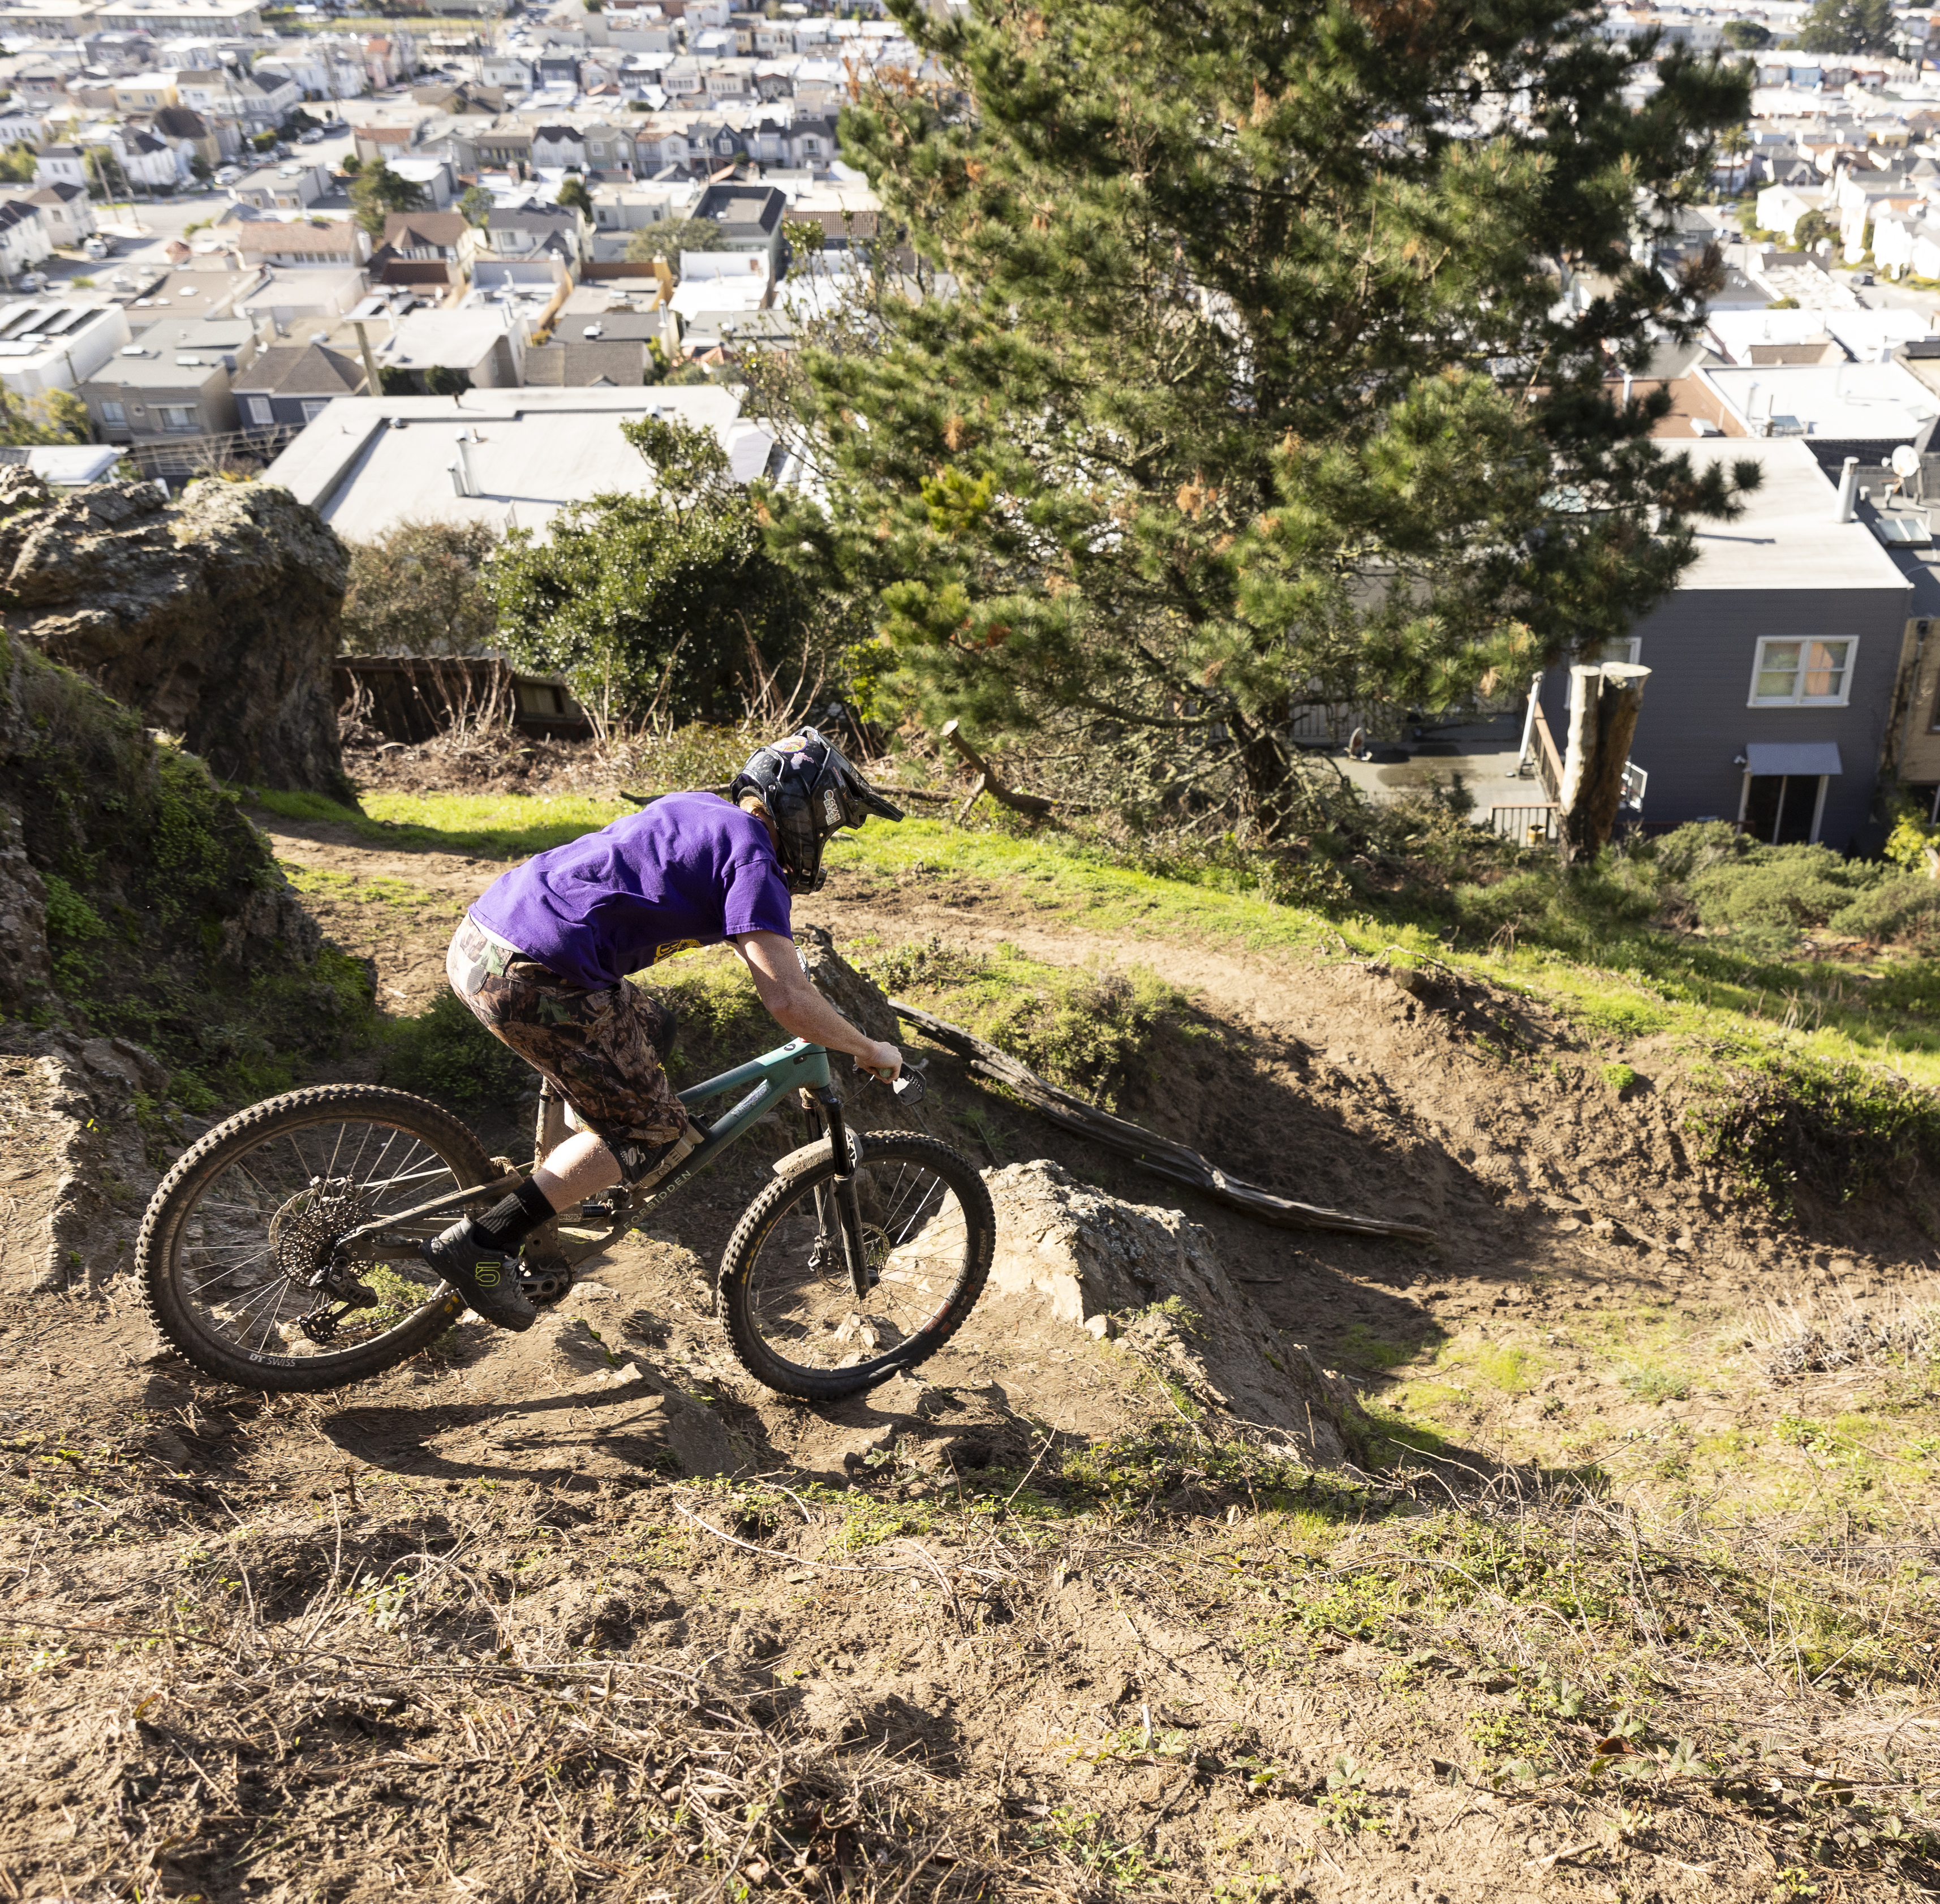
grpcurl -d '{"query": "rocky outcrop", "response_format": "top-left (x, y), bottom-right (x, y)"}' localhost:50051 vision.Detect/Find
top-left (982, 1159), bottom-right (1365, 1467)
top-left (0, 471), bottom-right (349, 795)
top-left (0, 807), bottom-right (49, 1002)
top-left (0, 629), bottom-right (330, 1022)
top-left (0, 1027), bottom-right (172, 1295)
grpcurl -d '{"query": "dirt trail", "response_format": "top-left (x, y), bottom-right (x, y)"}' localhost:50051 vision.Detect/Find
top-left (5, 803), bottom-right (1937, 1901)
top-left (261, 808), bottom-right (1928, 1482)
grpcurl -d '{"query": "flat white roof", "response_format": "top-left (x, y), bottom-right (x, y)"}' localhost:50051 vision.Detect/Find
top-left (263, 386), bottom-right (776, 544)
top-left (1676, 437), bottom-right (1909, 593)
top-left (1700, 359), bottom-right (1940, 440)
top-left (1706, 306), bottom-right (1938, 364)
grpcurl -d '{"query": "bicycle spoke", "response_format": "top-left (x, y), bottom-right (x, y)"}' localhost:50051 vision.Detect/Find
top-left (168, 1114), bottom-right (472, 1365)
top-left (739, 1150), bottom-right (977, 1378)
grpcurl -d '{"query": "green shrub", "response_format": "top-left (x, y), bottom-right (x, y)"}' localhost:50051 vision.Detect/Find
top-left (1685, 844), bottom-right (1882, 937)
top-left (1827, 878), bottom-right (1940, 944)
top-left (1687, 1040), bottom-right (1940, 1216)
top-left (381, 990), bottom-right (531, 1112)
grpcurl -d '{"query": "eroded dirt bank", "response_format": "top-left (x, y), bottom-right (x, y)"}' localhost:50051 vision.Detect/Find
top-left (2, 798), bottom-right (1936, 1901)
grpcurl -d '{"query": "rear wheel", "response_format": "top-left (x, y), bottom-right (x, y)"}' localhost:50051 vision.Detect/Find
top-left (137, 1085), bottom-right (499, 1392)
top-left (719, 1132), bottom-right (994, 1400)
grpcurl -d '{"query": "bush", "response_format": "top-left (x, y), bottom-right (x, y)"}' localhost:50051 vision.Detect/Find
top-left (381, 989), bottom-right (531, 1112)
top-left (1827, 878), bottom-right (1940, 944)
top-left (1686, 844), bottom-right (1880, 935)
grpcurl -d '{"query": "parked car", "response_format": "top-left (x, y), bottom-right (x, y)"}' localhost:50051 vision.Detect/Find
top-left (81, 235), bottom-right (110, 259)
top-left (299, 127), bottom-right (325, 144)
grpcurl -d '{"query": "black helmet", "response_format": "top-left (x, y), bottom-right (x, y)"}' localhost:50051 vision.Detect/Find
top-left (728, 726), bottom-right (904, 894)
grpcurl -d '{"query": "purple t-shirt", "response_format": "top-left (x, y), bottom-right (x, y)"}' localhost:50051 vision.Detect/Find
top-left (470, 792), bottom-right (793, 991)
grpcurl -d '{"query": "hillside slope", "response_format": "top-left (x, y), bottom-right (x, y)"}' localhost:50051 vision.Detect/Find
top-left (2, 789), bottom-right (1937, 1901)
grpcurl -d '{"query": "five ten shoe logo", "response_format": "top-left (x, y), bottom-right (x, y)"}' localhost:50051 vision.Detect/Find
top-left (475, 1260), bottom-right (503, 1287)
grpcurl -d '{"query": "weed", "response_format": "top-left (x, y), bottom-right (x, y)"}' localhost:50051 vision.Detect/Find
top-left (1620, 1361), bottom-right (1692, 1404)
top-left (1601, 1060), bottom-right (1638, 1094)
top-left (1314, 1753), bottom-right (1387, 1834)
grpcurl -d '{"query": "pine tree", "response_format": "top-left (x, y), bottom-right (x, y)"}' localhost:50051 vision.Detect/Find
top-left (763, 0), bottom-right (1761, 828)
top-left (1795, 0), bottom-right (1898, 57)
top-left (351, 161), bottom-right (429, 239)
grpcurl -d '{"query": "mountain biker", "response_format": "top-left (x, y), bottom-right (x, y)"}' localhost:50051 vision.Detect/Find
top-left (421, 727), bottom-right (905, 1333)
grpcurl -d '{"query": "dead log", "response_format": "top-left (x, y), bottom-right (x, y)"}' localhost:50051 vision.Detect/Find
top-left (1557, 662), bottom-right (1650, 865)
top-left (890, 998), bottom-right (1438, 1244)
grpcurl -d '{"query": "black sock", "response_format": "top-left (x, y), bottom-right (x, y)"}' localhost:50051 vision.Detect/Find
top-left (470, 1176), bottom-right (557, 1250)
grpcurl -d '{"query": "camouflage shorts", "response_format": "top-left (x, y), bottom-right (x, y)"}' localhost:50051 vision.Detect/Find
top-left (447, 916), bottom-right (690, 1172)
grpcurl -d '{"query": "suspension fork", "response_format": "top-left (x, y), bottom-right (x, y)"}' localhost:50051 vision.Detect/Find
top-left (802, 1085), bottom-right (871, 1300)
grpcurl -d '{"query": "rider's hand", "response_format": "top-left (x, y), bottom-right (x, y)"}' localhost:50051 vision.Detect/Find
top-left (855, 1038), bottom-right (902, 1081)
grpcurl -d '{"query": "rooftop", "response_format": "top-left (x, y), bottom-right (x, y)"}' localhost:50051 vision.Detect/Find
top-left (1676, 437), bottom-right (1911, 594)
top-left (233, 342), bottom-right (364, 397)
top-left (692, 180), bottom-right (783, 236)
top-left (263, 386), bottom-right (775, 541)
top-left (1701, 360), bottom-right (1940, 442)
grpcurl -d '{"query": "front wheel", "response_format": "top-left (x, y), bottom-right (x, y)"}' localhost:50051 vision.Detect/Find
top-left (719, 1132), bottom-right (995, 1400)
top-left (137, 1085), bottom-right (499, 1392)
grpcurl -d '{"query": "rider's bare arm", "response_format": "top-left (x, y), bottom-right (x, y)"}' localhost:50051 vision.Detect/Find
top-left (734, 930), bottom-right (901, 1078)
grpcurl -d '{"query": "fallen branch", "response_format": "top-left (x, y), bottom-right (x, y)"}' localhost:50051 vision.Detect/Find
top-left (619, 781), bottom-right (953, 807)
top-left (939, 719), bottom-right (1099, 818)
top-left (891, 998), bottom-right (1437, 1244)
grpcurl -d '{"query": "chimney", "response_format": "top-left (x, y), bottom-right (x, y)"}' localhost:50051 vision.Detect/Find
top-left (1837, 454), bottom-right (1860, 522)
top-left (452, 427), bottom-right (479, 497)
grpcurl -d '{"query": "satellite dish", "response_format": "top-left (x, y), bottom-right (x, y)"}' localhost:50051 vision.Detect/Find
top-left (1893, 443), bottom-right (1921, 478)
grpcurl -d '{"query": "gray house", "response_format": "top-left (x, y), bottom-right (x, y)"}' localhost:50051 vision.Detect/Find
top-left (233, 342), bottom-right (367, 429)
top-left (1534, 438), bottom-right (1911, 853)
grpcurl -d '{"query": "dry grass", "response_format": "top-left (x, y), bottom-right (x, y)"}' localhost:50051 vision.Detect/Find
top-left (5, 1381), bottom-right (1940, 1902)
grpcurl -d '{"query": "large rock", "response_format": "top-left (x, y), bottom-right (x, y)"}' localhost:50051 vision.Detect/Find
top-left (983, 1159), bottom-right (1364, 1467)
top-left (0, 472), bottom-right (349, 795)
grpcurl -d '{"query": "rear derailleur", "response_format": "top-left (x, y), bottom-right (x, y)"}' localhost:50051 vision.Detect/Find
top-left (298, 1248), bottom-right (379, 1344)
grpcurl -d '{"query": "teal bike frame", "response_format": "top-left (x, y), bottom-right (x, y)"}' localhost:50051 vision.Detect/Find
top-left (337, 1039), bottom-right (853, 1266)
top-left (639, 1036), bottom-right (837, 1215)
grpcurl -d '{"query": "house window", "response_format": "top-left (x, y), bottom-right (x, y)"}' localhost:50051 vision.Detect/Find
top-left (300, 399), bottom-right (329, 423)
top-left (1750, 636), bottom-right (1855, 707)
top-left (246, 396), bottom-right (273, 425)
top-left (157, 405), bottom-right (198, 432)
top-left (99, 399), bottom-right (124, 425)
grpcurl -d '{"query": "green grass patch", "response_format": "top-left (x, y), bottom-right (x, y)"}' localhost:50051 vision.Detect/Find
top-left (1338, 1323), bottom-right (1434, 1371)
top-left (279, 863), bottom-right (451, 911)
top-left (253, 785), bottom-right (631, 860)
top-left (1619, 1360), bottom-right (1693, 1404)
top-left (856, 937), bottom-right (1184, 1109)
top-left (1685, 1037), bottom-right (1940, 1216)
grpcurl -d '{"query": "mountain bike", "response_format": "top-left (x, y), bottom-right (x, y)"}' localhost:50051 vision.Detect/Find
top-left (136, 1039), bottom-right (995, 1402)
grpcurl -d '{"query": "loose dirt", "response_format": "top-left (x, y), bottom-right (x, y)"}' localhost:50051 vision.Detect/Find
top-left (3, 789), bottom-right (1937, 1901)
